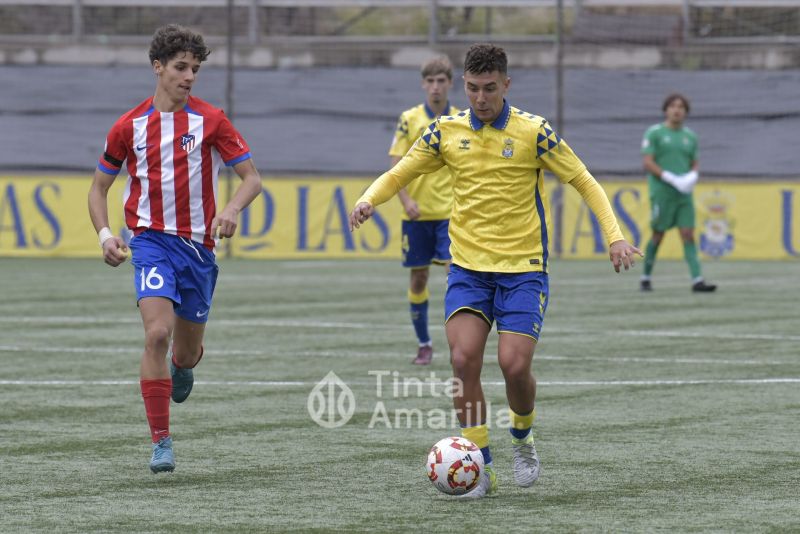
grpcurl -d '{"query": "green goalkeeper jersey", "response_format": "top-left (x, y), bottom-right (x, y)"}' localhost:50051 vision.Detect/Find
top-left (641, 122), bottom-right (698, 196)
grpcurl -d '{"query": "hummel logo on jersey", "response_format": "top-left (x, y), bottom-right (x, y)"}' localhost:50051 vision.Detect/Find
top-left (196, 309), bottom-right (208, 318)
top-left (459, 139), bottom-right (470, 150)
top-left (136, 143), bottom-right (153, 151)
top-left (181, 134), bottom-right (196, 153)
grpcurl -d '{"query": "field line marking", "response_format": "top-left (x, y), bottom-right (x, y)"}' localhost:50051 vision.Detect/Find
top-left (2, 378), bottom-right (799, 387)
top-left (0, 345), bottom-right (790, 366)
top-left (1, 316), bottom-right (799, 341)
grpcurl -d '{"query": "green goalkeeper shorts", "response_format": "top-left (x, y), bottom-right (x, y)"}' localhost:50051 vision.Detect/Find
top-left (649, 192), bottom-right (696, 232)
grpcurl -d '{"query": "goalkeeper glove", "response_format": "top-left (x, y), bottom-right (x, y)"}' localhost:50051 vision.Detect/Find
top-left (661, 170), bottom-right (696, 194)
top-left (679, 170), bottom-right (699, 193)
top-left (660, 170), bottom-right (680, 189)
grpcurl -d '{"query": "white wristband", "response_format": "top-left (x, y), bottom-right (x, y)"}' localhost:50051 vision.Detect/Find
top-left (98, 227), bottom-right (114, 248)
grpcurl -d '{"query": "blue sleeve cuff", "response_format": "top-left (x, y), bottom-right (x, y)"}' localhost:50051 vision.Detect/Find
top-left (225, 152), bottom-right (252, 167)
top-left (97, 162), bottom-right (120, 175)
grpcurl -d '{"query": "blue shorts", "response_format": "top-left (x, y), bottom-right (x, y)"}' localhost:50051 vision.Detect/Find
top-left (402, 219), bottom-right (451, 268)
top-left (129, 230), bottom-right (219, 324)
top-left (445, 264), bottom-right (549, 340)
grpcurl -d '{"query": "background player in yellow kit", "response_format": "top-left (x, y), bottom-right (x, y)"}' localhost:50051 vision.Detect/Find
top-left (388, 56), bottom-right (459, 365)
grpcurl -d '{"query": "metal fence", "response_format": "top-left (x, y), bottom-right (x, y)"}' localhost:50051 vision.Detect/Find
top-left (1, 0), bottom-right (799, 46)
top-left (1, 0), bottom-right (799, 179)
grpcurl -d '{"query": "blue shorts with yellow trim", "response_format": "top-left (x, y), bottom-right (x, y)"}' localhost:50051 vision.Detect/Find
top-left (402, 219), bottom-right (451, 268)
top-left (445, 264), bottom-right (549, 340)
top-left (130, 230), bottom-right (219, 324)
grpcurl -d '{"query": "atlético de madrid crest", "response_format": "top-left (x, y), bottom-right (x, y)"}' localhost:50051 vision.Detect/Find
top-left (181, 134), bottom-right (196, 153)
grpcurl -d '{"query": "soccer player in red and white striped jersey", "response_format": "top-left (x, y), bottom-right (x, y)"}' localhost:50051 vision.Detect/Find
top-left (88, 24), bottom-right (262, 474)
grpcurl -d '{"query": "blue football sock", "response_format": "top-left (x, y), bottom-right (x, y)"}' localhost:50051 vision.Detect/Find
top-left (481, 446), bottom-right (493, 465)
top-left (409, 288), bottom-right (430, 344)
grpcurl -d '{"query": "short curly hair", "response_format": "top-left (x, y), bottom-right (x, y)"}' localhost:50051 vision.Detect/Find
top-left (662, 93), bottom-right (690, 114)
top-left (148, 24), bottom-right (210, 66)
top-left (464, 43), bottom-right (507, 76)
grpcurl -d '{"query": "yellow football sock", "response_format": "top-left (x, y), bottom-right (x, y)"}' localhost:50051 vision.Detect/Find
top-left (510, 408), bottom-right (536, 431)
top-left (408, 287), bottom-right (430, 304)
top-left (461, 424), bottom-right (490, 450)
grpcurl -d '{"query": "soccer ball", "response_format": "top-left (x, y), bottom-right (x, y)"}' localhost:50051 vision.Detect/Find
top-left (426, 436), bottom-right (484, 495)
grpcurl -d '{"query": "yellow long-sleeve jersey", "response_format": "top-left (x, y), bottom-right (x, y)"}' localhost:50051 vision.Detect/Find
top-left (359, 101), bottom-right (624, 272)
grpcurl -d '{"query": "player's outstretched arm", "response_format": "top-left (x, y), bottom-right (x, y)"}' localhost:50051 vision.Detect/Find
top-left (609, 239), bottom-right (643, 273)
top-left (389, 156), bottom-right (420, 220)
top-left (349, 202), bottom-right (375, 231)
top-left (350, 141), bottom-right (442, 231)
top-left (88, 168), bottom-right (128, 267)
top-left (348, 170), bottom-right (407, 231)
top-left (212, 159), bottom-right (262, 239)
top-left (567, 172), bottom-right (643, 272)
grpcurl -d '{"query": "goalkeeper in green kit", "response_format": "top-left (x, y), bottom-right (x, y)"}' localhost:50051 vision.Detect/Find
top-left (640, 93), bottom-right (716, 293)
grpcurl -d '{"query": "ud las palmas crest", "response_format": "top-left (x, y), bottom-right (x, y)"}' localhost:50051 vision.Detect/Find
top-left (502, 138), bottom-right (514, 158)
top-left (698, 190), bottom-right (735, 258)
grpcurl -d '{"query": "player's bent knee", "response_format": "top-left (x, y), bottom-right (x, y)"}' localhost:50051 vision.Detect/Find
top-left (499, 360), bottom-right (533, 383)
top-left (450, 349), bottom-right (482, 380)
top-left (144, 325), bottom-right (171, 352)
top-left (410, 269), bottom-right (430, 290)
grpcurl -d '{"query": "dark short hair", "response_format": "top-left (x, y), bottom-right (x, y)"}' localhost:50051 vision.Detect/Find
top-left (662, 93), bottom-right (690, 114)
top-left (148, 24), bottom-right (210, 66)
top-left (421, 55), bottom-right (453, 80)
top-left (464, 43), bottom-right (507, 76)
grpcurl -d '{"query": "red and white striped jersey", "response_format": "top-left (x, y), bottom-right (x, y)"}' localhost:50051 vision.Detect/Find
top-left (98, 96), bottom-right (251, 250)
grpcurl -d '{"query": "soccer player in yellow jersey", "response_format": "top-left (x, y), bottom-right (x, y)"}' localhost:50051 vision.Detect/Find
top-left (350, 44), bottom-right (641, 498)
top-left (389, 56), bottom-right (459, 365)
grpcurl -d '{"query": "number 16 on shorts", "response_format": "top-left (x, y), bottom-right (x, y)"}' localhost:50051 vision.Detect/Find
top-left (140, 266), bottom-right (165, 291)
top-left (135, 264), bottom-right (177, 302)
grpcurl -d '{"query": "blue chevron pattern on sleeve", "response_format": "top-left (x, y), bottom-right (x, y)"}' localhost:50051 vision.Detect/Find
top-left (536, 121), bottom-right (562, 158)
top-left (396, 116), bottom-right (409, 136)
top-left (419, 120), bottom-right (441, 153)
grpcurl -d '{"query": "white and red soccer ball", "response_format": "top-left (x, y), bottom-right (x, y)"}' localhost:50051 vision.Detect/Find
top-left (426, 436), bottom-right (484, 495)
